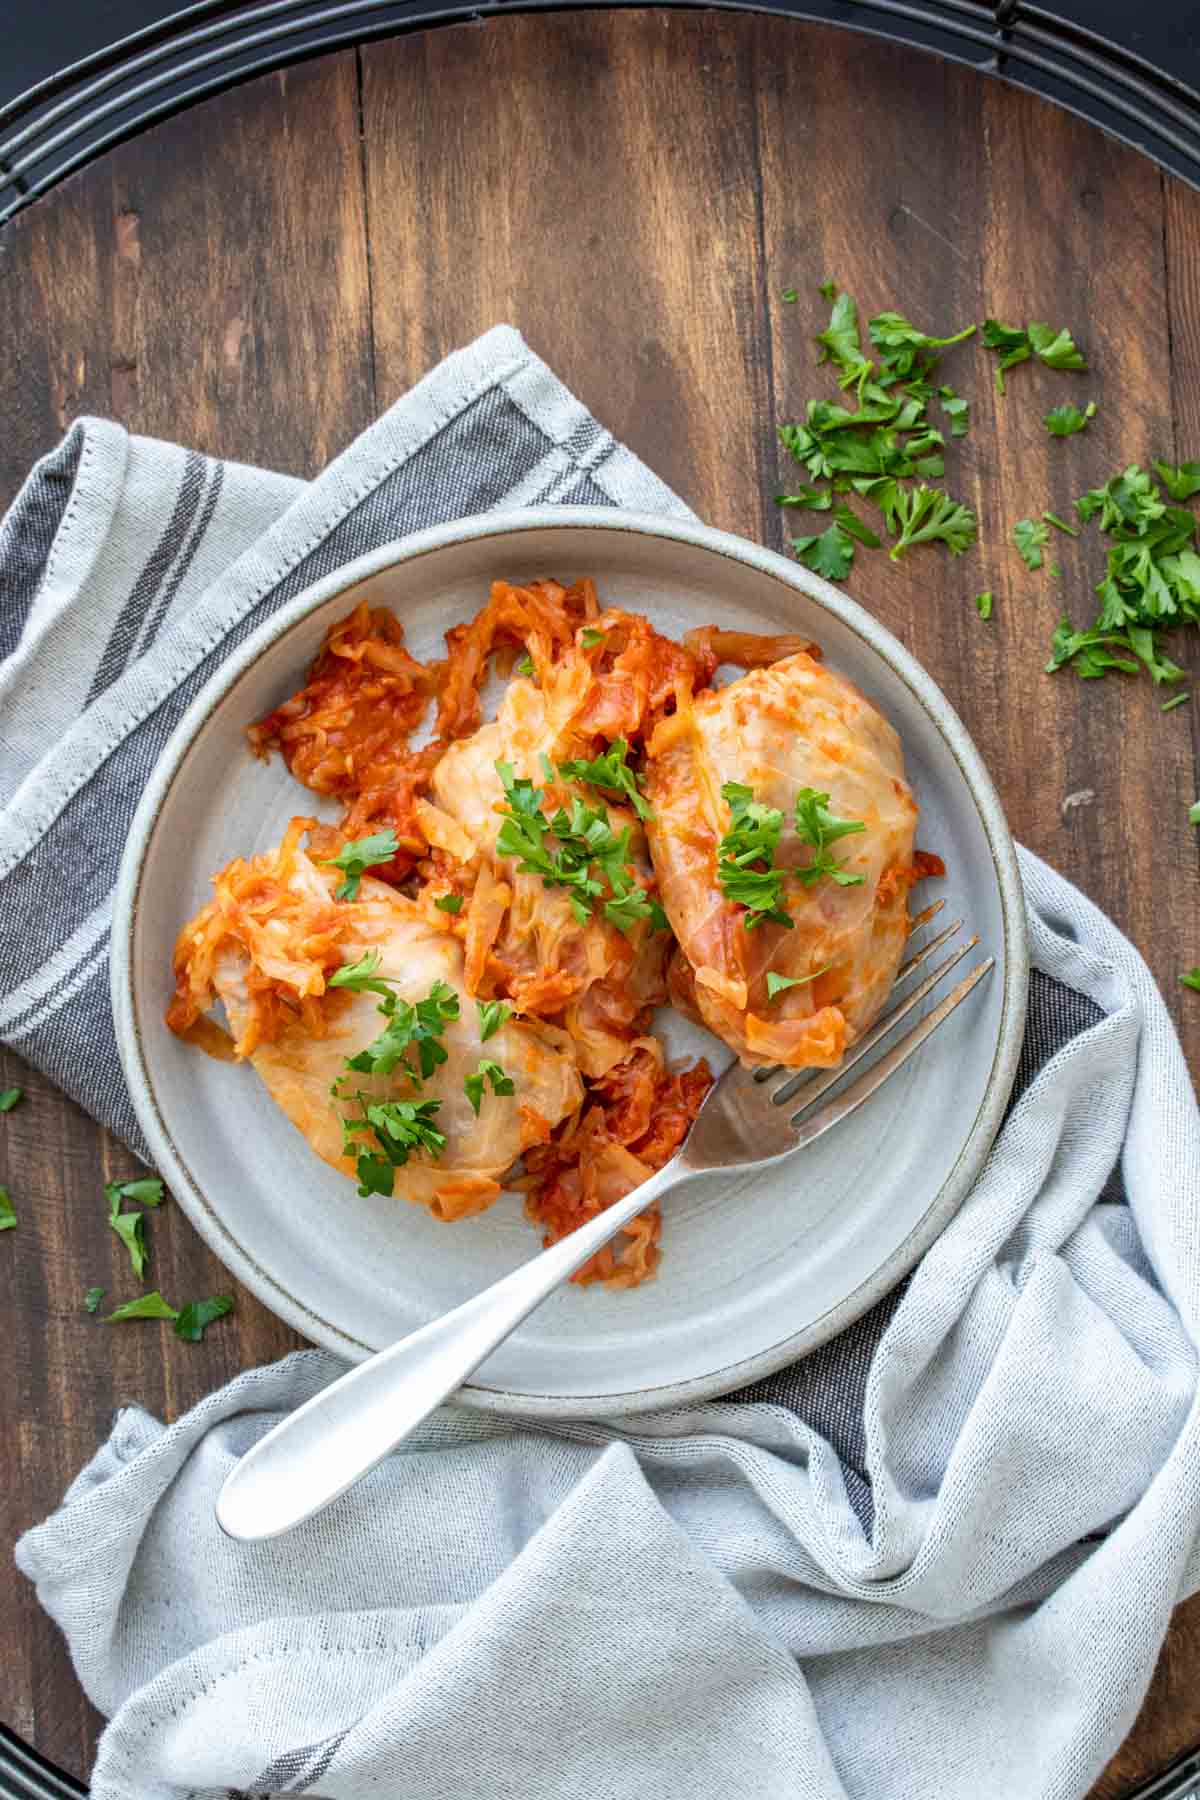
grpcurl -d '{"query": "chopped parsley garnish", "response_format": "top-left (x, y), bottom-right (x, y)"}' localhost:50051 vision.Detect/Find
top-left (1181, 970), bottom-right (1200, 993)
top-left (717, 783), bottom-right (790, 929)
top-left (793, 789), bottom-right (867, 887)
top-left (782, 287), bottom-right (799, 303)
top-left (514, 653), bottom-right (536, 678)
top-left (174, 1296), bottom-right (234, 1342)
top-left (495, 761), bottom-right (661, 933)
top-left (343, 980), bottom-right (460, 1081)
top-left (557, 737), bottom-right (652, 822)
top-left (464, 1059), bottom-right (515, 1116)
top-left (818, 278), bottom-right (837, 301)
top-left (329, 950), bottom-right (399, 997)
top-left (580, 628), bottom-right (606, 648)
top-left (1014, 518), bottom-right (1050, 570)
top-left (0, 1088), bottom-right (22, 1112)
top-left (84, 1287), bottom-right (105, 1313)
top-left (476, 999), bottom-right (511, 1042)
top-left (1163, 693), bottom-right (1190, 713)
top-left (434, 893), bottom-right (464, 914)
top-left (888, 486), bottom-right (976, 560)
top-left (109, 1211), bottom-right (147, 1278)
top-left (1045, 402), bottom-right (1096, 437)
top-left (1043, 510), bottom-right (1080, 538)
top-left (776, 485), bottom-right (834, 511)
top-left (1049, 562), bottom-right (1063, 582)
top-left (984, 318), bottom-right (1086, 392)
top-left (975, 590), bottom-right (994, 620)
top-left (867, 311), bottom-right (975, 379)
top-left (340, 1096), bottom-right (448, 1197)
top-left (0, 1187), bottom-right (14, 1232)
top-left (766, 966), bottom-right (829, 1000)
top-left (1154, 461), bottom-right (1200, 501)
top-left (321, 829), bottom-right (401, 901)
top-left (107, 1290), bottom-right (177, 1322)
top-left (105, 1177), bottom-right (165, 1210)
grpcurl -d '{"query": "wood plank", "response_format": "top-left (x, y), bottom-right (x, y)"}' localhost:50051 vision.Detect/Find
top-left (359, 10), bottom-right (772, 539)
top-left (0, 49), bottom-right (373, 1776)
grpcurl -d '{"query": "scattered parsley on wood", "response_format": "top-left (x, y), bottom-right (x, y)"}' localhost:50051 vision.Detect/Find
top-left (105, 1177), bottom-right (165, 1210)
top-left (775, 485), bottom-right (834, 511)
top-left (1154, 461), bottom-right (1200, 501)
top-left (1014, 518), bottom-right (1050, 570)
top-left (1043, 511), bottom-right (1080, 538)
top-left (888, 486), bottom-right (976, 560)
top-left (791, 524), bottom-right (856, 582)
top-left (1045, 402), bottom-right (1096, 437)
top-left (1163, 693), bottom-right (1190, 713)
top-left (321, 829), bottom-right (401, 901)
top-left (434, 893), bottom-right (463, 914)
top-left (464, 1059), bottom-right (515, 1116)
top-left (939, 385), bottom-right (970, 437)
top-left (1189, 801), bottom-right (1200, 825)
top-left (84, 1287), bottom-right (105, 1313)
top-left (984, 318), bottom-right (1086, 392)
top-left (0, 1187), bottom-right (15, 1232)
top-left (107, 1290), bottom-right (178, 1322)
top-left (975, 591), bottom-right (994, 620)
top-left (0, 1088), bottom-right (22, 1112)
top-left (818, 278), bottom-right (837, 300)
top-left (1181, 970), bottom-right (1200, 993)
top-left (105, 1177), bottom-right (164, 1279)
top-left (174, 1296), bottom-right (234, 1342)
top-left (782, 287), bottom-right (798, 303)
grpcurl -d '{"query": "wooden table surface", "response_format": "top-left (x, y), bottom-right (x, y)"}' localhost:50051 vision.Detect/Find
top-left (1, 8), bottom-right (1198, 1792)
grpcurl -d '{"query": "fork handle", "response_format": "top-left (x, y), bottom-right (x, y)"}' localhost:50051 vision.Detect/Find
top-left (216, 1153), bottom-right (693, 1541)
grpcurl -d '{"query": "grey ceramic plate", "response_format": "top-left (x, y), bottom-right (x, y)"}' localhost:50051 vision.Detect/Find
top-left (112, 509), bottom-right (1028, 1416)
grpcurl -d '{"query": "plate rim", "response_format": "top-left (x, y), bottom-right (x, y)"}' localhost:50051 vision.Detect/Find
top-left (111, 506), bottom-right (1029, 1417)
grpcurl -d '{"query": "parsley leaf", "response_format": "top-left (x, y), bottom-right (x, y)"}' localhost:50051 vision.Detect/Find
top-left (766, 966), bottom-right (830, 1000)
top-left (110, 1210), bottom-right (147, 1279)
top-left (887, 486), bottom-right (976, 560)
top-left (1014, 518), bottom-right (1050, 570)
top-left (792, 524), bottom-right (855, 583)
top-left (1163, 692), bottom-right (1190, 713)
top-left (793, 789), bottom-right (867, 888)
top-left (0, 1088), bottom-right (22, 1112)
top-left (514, 653), bottom-right (536, 679)
top-left (782, 287), bottom-right (798, 303)
top-left (0, 1187), bottom-right (14, 1232)
top-left (1181, 969), bottom-right (1200, 993)
top-left (1189, 801), bottom-right (1200, 825)
top-left (938, 385), bottom-right (969, 437)
top-left (832, 502), bottom-right (882, 548)
top-left (495, 762), bottom-right (656, 935)
top-left (1154, 461), bottom-right (1200, 501)
top-left (174, 1296), bottom-right (234, 1342)
top-left (717, 783), bottom-right (791, 930)
top-left (1028, 321), bottom-right (1087, 370)
top-left (339, 1095), bottom-right (447, 1196)
top-left (580, 628), bottom-right (606, 649)
top-left (477, 999), bottom-right (511, 1042)
top-left (975, 590), bottom-right (994, 620)
top-left (1045, 402), bottom-right (1096, 437)
top-left (329, 950), bottom-right (400, 998)
top-left (818, 278), bottom-right (837, 301)
top-left (775, 485), bottom-right (834, 511)
top-left (464, 1058), bottom-right (515, 1116)
top-left (84, 1287), bottom-right (104, 1313)
top-left (867, 312), bottom-right (975, 381)
top-left (557, 737), bottom-right (652, 822)
top-left (321, 829), bottom-right (401, 902)
top-left (982, 319), bottom-right (1032, 392)
top-left (815, 291), bottom-right (870, 381)
top-left (107, 1291), bottom-right (178, 1323)
top-left (1046, 616), bottom-right (1140, 679)
top-left (1043, 510), bottom-right (1080, 538)
top-left (104, 1177), bottom-right (165, 1212)
top-left (343, 980), bottom-right (460, 1081)
top-left (434, 893), bottom-right (463, 914)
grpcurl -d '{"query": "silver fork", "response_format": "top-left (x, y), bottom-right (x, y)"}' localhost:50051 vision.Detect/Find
top-left (216, 912), bottom-right (993, 1541)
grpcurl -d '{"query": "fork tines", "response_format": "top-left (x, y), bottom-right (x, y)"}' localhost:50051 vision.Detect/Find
top-left (761, 917), bottom-right (995, 1149)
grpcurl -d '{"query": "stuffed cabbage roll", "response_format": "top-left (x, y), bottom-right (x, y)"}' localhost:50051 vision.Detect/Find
top-left (644, 650), bottom-right (931, 1068)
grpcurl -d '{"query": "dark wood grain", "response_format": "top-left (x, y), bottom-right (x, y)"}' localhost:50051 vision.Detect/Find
top-left (0, 11), bottom-right (1196, 1793)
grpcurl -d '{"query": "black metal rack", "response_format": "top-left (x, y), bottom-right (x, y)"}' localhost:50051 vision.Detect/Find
top-left (2, 0), bottom-right (1200, 226)
top-left (3, 2), bottom-right (1200, 1796)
